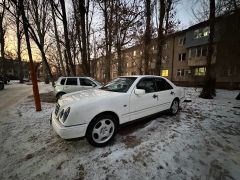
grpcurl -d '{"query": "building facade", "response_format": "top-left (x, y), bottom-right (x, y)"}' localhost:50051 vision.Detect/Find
top-left (93, 11), bottom-right (240, 89)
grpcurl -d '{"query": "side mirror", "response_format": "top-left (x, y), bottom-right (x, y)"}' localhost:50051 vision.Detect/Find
top-left (134, 89), bottom-right (145, 95)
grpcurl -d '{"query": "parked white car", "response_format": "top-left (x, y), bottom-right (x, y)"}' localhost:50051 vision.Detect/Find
top-left (54, 76), bottom-right (102, 99)
top-left (51, 75), bottom-right (185, 147)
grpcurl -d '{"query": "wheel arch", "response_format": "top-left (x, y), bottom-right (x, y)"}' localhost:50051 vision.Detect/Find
top-left (173, 97), bottom-right (180, 102)
top-left (56, 91), bottom-right (66, 98)
top-left (86, 111), bottom-right (120, 135)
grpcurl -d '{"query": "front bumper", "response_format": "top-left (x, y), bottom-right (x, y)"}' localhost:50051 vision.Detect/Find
top-left (51, 112), bottom-right (88, 139)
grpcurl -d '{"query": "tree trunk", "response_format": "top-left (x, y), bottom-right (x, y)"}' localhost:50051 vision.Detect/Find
top-left (0, 3), bottom-right (6, 78)
top-left (79, 0), bottom-right (90, 76)
top-left (117, 43), bottom-right (122, 76)
top-left (19, 0), bottom-right (41, 111)
top-left (50, 0), bottom-right (66, 76)
top-left (60, 0), bottom-right (76, 76)
top-left (144, 0), bottom-right (151, 75)
top-left (165, 0), bottom-right (172, 35)
top-left (155, 0), bottom-right (166, 76)
top-left (200, 0), bottom-right (216, 99)
top-left (16, 2), bottom-right (24, 83)
top-left (103, 0), bottom-right (112, 82)
top-left (64, 50), bottom-right (70, 76)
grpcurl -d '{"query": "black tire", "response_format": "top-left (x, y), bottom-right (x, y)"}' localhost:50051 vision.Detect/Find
top-left (86, 114), bottom-right (118, 147)
top-left (0, 83), bottom-right (4, 90)
top-left (56, 92), bottom-right (65, 99)
top-left (169, 99), bottom-right (179, 115)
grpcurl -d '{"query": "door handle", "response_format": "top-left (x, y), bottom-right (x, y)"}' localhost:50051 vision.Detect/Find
top-left (152, 94), bottom-right (158, 99)
top-left (170, 91), bottom-right (175, 95)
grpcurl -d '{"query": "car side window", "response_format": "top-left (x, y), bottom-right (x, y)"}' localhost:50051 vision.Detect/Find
top-left (155, 78), bottom-right (173, 91)
top-left (60, 78), bottom-right (66, 85)
top-left (136, 78), bottom-right (156, 93)
top-left (66, 78), bottom-right (78, 85)
top-left (80, 78), bottom-right (95, 86)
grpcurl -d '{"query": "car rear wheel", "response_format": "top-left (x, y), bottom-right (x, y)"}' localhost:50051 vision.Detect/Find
top-left (169, 99), bottom-right (179, 115)
top-left (86, 114), bottom-right (118, 147)
top-left (0, 83), bottom-right (4, 90)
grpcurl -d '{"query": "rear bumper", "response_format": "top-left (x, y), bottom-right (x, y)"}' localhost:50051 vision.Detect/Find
top-left (51, 112), bottom-right (87, 139)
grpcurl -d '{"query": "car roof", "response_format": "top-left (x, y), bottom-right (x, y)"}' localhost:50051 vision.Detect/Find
top-left (119, 75), bottom-right (165, 78)
top-left (59, 76), bottom-right (91, 78)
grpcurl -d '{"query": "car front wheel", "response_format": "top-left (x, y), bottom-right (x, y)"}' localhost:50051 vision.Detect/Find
top-left (86, 114), bottom-right (118, 147)
top-left (169, 99), bottom-right (179, 115)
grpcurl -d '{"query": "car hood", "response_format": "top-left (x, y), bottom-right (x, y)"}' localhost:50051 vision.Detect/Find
top-left (58, 89), bottom-right (118, 107)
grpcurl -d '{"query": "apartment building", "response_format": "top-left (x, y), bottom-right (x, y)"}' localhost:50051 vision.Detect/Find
top-left (93, 10), bottom-right (240, 89)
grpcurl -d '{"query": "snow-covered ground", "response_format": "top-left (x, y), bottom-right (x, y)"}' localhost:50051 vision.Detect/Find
top-left (0, 83), bottom-right (239, 180)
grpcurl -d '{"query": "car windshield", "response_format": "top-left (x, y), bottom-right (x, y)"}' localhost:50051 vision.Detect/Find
top-left (100, 77), bottom-right (137, 93)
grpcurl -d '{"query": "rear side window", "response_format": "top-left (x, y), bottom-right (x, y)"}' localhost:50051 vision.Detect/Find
top-left (60, 78), bottom-right (66, 85)
top-left (66, 78), bottom-right (78, 85)
top-left (136, 78), bottom-right (156, 93)
top-left (155, 78), bottom-right (173, 91)
top-left (80, 78), bottom-right (95, 86)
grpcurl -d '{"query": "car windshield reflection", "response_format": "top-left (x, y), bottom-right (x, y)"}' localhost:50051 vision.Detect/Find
top-left (100, 77), bottom-right (137, 93)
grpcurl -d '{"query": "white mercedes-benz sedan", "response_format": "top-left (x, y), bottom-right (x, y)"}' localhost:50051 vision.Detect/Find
top-left (51, 75), bottom-right (185, 147)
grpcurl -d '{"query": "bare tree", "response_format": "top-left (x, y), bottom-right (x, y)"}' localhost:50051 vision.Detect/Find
top-left (0, 0), bottom-right (7, 78)
top-left (113, 0), bottom-right (142, 76)
top-left (192, 0), bottom-right (240, 23)
top-left (98, 0), bottom-right (115, 82)
top-left (15, 0), bottom-right (23, 83)
top-left (79, 0), bottom-right (90, 76)
top-left (59, 0), bottom-right (76, 76)
top-left (143, 0), bottom-right (151, 74)
top-left (200, 0), bottom-right (216, 99)
top-left (16, 0), bottom-right (41, 111)
top-left (155, 0), bottom-right (165, 75)
top-left (50, 0), bottom-right (66, 76)
top-left (28, 0), bottom-right (53, 83)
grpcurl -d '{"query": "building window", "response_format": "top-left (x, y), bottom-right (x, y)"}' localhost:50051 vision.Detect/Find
top-left (162, 56), bottom-right (168, 63)
top-left (178, 53), bottom-right (186, 61)
top-left (197, 47), bottom-right (201, 57)
top-left (188, 49), bottom-right (192, 58)
top-left (161, 70), bottom-right (168, 77)
top-left (178, 37), bottom-right (186, 46)
top-left (177, 69), bottom-right (184, 76)
top-left (201, 47), bottom-right (207, 56)
top-left (194, 27), bottom-right (210, 39)
top-left (133, 50), bottom-right (137, 56)
top-left (194, 67), bottom-right (206, 76)
top-left (189, 47), bottom-right (208, 58)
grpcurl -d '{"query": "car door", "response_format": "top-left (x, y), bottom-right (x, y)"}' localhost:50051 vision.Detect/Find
top-left (79, 78), bottom-right (96, 90)
top-left (63, 78), bottom-right (80, 93)
top-left (154, 78), bottom-right (175, 111)
top-left (129, 77), bottom-right (159, 120)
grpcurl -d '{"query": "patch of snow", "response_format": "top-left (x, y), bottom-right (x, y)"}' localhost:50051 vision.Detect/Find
top-left (0, 87), bottom-right (239, 179)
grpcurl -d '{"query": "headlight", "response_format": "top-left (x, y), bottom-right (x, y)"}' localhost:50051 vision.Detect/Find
top-left (59, 109), bottom-right (64, 119)
top-left (62, 107), bottom-right (71, 123)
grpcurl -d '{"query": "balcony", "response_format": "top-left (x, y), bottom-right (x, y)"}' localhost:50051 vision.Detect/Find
top-left (188, 56), bottom-right (216, 66)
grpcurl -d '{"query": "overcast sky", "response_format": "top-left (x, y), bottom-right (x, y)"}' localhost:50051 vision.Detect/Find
top-left (176, 0), bottom-right (198, 29)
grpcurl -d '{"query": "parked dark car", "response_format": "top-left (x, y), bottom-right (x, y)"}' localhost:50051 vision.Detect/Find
top-left (0, 74), bottom-right (10, 84)
top-left (0, 80), bottom-right (4, 90)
